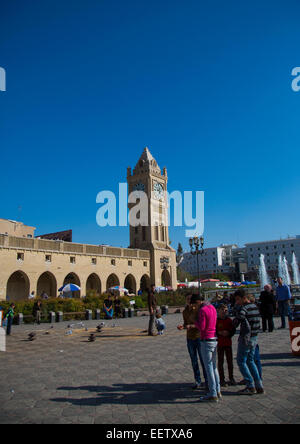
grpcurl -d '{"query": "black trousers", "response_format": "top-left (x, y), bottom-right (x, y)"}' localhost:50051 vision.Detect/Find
top-left (218, 346), bottom-right (234, 382)
top-left (6, 317), bottom-right (13, 335)
top-left (262, 315), bottom-right (274, 332)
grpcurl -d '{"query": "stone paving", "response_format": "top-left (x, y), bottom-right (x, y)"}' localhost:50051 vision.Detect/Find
top-left (0, 314), bottom-right (299, 424)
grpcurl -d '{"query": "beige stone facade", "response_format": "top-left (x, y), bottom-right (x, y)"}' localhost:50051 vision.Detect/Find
top-left (0, 148), bottom-right (177, 301)
top-left (0, 219), bottom-right (36, 238)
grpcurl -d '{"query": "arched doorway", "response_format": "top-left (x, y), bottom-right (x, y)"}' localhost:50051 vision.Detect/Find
top-left (124, 274), bottom-right (137, 294)
top-left (106, 274), bottom-right (120, 291)
top-left (6, 271), bottom-right (30, 302)
top-left (63, 273), bottom-right (81, 298)
top-left (37, 272), bottom-right (57, 298)
top-left (140, 274), bottom-right (150, 292)
top-left (86, 273), bottom-right (102, 296)
top-left (161, 269), bottom-right (171, 287)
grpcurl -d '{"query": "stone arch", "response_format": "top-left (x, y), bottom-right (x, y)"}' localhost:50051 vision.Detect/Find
top-left (6, 270), bottom-right (30, 302)
top-left (86, 273), bottom-right (102, 296)
top-left (161, 269), bottom-right (171, 287)
top-left (140, 274), bottom-right (150, 292)
top-left (124, 274), bottom-right (137, 294)
top-left (37, 272), bottom-right (57, 299)
top-left (106, 274), bottom-right (120, 291)
top-left (63, 273), bottom-right (81, 298)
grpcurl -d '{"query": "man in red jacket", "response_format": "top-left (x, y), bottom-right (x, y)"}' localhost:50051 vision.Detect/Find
top-left (216, 304), bottom-right (236, 387)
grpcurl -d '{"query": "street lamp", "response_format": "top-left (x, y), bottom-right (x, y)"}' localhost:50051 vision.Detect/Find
top-left (189, 236), bottom-right (205, 296)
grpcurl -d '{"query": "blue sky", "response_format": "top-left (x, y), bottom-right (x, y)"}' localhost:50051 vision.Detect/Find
top-left (0, 0), bottom-right (299, 251)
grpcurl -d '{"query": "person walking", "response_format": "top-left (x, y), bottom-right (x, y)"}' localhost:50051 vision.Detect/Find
top-left (275, 278), bottom-right (292, 329)
top-left (33, 300), bottom-right (42, 325)
top-left (259, 285), bottom-right (276, 333)
top-left (233, 290), bottom-right (264, 395)
top-left (216, 304), bottom-right (236, 387)
top-left (182, 294), bottom-right (208, 390)
top-left (194, 298), bottom-right (220, 403)
top-left (4, 303), bottom-right (15, 336)
top-left (147, 285), bottom-right (157, 336)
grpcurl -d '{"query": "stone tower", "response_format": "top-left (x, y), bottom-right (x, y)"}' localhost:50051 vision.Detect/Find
top-left (127, 147), bottom-right (177, 289)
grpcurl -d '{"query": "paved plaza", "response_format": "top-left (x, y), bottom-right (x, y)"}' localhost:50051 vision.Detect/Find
top-left (0, 314), bottom-right (299, 424)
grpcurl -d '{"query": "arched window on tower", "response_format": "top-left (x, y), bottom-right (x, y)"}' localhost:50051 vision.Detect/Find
top-left (155, 224), bottom-right (159, 241)
top-left (161, 225), bottom-right (165, 242)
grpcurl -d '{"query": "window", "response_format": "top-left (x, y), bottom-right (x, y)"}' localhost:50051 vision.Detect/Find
top-left (92, 258), bottom-right (97, 265)
top-left (45, 255), bottom-right (52, 263)
top-left (70, 257), bottom-right (76, 264)
top-left (128, 260), bottom-right (132, 266)
top-left (155, 224), bottom-right (159, 241)
top-left (17, 252), bottom-right (24, 261)
top-left (143, 261), bottom-right (147, 267)
top-left (111, 259), bottom-right (116, 266)
top-left (27, 234), bottom-right (33, 238)
top-left (135, 226), bottom-right (138, 234)
top-left (142, 226), bottom-right (146, 242)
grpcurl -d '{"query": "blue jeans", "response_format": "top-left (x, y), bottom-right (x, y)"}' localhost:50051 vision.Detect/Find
top-left (187, 339), bottom-right (208, 385)
top-left (254, 344), bottom-right (262, 380)
top-left (104, 308), bottom-right (114, 319)
top-left (237, 337), bottom-right (263, 389)
top-left (200, 340), bottom-right (220, 398)
top-left (278, 301), bottom-right (290, 328)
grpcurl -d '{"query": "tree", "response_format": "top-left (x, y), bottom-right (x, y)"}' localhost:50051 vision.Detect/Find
top-left (212, 273), bottom-right (230, 281)
top-left (177, 268), bottom-right (194, 282)
top-left (176, 243), bottom-right (183, 265)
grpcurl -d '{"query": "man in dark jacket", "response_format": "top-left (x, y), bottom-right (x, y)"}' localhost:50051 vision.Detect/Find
top-left (147, 285), bottom-right (157, 336)
top-left (233, 290), bottom-right (264, 396)
top-left (259, 285), bottom-right (276, 332)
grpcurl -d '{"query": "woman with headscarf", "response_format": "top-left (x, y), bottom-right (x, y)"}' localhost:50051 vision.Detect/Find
top-left (259, 284), bottom-right (276, 333)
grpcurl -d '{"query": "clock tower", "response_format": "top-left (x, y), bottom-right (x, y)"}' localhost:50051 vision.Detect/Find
top-left (127, 147), bottom-right (177, 289)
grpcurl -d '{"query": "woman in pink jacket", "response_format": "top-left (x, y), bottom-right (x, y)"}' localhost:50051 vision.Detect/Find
top-left (193, 299), bottom-right (221, 403)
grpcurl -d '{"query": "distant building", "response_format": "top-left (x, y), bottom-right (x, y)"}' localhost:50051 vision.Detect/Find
top-left (180, 244), bottom-right (239, 279)
top-left (245, 236), bottom-right (300, 279)
top-left (38, 230), bottom-right (73, 242)
top-left (0, 218), bottom-right (36, 238)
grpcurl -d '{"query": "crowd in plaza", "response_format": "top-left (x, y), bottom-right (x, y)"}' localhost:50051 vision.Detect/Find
top-left (1, 276), bottom-right (293, 404)
top-left (146, 277), bottom-right (292, 403)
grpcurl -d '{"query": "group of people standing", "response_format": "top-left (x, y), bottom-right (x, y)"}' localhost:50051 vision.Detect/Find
top-left (259, 277), bottom-right (292, 332)
top-left (181, 289), bottom-right (264, 402)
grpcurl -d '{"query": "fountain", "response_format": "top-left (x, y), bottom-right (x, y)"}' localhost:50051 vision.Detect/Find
top-left (292, 252), bottom-right (300, 285)
top-left (279, 255), bottom-right (291, 286)
top-left (259, 254), bottom-right (270, 289)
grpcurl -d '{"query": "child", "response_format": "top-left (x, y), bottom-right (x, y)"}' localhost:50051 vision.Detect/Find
top-left (4, 303), bottom-right (15, 336)
top-left (216, 304), bottom-right (236, 387)
top-left (155, 313), bottom-right (166, 335)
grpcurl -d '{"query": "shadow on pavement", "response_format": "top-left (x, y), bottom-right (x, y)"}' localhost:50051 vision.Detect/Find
top-left (50, 383), bottom-right (216, 406)
top-left (260, 353), bottom-right (298, 360)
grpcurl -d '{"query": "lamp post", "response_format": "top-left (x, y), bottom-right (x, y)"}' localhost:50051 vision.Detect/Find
top-left (189, 236), bottom-right (205, 296)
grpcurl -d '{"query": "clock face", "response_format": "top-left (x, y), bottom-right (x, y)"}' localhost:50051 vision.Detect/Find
top-left (133, 183), bottom-right (145, 192)
top-left (153, 182), bottom-right (164, 200)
